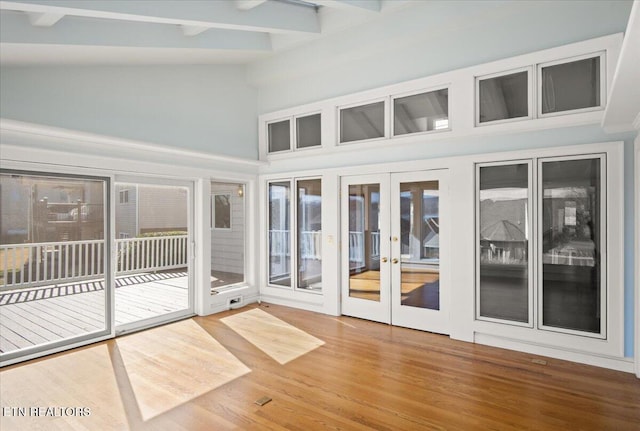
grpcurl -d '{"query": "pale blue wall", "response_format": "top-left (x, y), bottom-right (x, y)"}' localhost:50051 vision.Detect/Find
top-left (250, 0), bottom-right (633, 113)
top-left (248, 0), bottom-right (636, 356)
top-left (0, 65), bottom-right (258, 159)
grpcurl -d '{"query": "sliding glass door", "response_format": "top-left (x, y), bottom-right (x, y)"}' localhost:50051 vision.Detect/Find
top-left (114, 178), bottom-right (193, 333)
top-left (0, 170), bottom-right (111, 364)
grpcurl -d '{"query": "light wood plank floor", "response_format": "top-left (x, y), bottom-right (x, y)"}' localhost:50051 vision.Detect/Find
top-left (1, 303), bottom-right (639, 430)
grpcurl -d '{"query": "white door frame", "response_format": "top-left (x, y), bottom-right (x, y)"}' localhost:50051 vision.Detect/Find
top-left (390, 169), bottom-right (450, 335)
top-left (340, 169), bottom-right (451, 334)
top-left (112, 175), bottom-right (195, 335)
top-left (340, 174), bottom-right (391, 324)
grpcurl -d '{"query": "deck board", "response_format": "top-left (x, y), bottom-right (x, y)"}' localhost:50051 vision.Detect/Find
top-left (0, 273), bottom-right (189, 354)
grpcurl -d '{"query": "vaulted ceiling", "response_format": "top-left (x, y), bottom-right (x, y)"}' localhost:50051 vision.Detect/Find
top-left (0, 0), bottom-right (411, 64)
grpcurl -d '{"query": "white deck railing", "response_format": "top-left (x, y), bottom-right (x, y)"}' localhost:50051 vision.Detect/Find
top-left (349, 231), bottom-right (380, 262)
top-left (1, 235), bottom-right (188, 291)
top-left (116, 235), bottom-right (188, 275)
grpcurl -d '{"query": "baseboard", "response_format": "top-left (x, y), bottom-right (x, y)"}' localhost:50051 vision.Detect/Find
top-left (259, 294), bottom-right (325, 314)
top-left (475, 333), bottom-right (635, 373)
top-left (208, 292), bottom-right (260, 315)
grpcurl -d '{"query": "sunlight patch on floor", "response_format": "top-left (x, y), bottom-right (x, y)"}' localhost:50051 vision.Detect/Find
top-left (116, 319), bottom-right (250, 421)
top-left (221, 308), bottom-right (325, 365)
top-left (0, 344), bottom-right (128, 431)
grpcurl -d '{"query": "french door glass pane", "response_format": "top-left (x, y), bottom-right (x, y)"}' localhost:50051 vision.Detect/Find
top-left (394, 89), bottom-right (449, 135)
top-left (297, 179), bottom-right (322, 291)
top-left (114, 184), bottom-right (190, 327)
top-left (478, 164), bottom-right (529, 323)
top-left (268, 120), bottom-right (290, 153)
top-left (478, 71), bottom-right (528, 123)
top-left (399, 181), bottom-right (440, 309)
top-left (348, 184), bottom-right (381, 301)
top-left (269, 182), bottom-right (291, 287)
top-left (541, 158), bottom-right (601, 333)
top-left (296, 114), bottom-right (321, 149)
top-left (211, 182), bottom-right (245, 291)
top-left (340, 102), bottom-right (385, 143)
top-left (0, 172), bottom-right (108, 357)
top-left (542, 57), bottom-right (600, 114)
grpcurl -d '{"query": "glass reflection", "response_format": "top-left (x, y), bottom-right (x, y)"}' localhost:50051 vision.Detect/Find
top-left (478, 71), bottom-right (529, 123)
top-left (399, 181), bottom-right (440, 309)
top-left (478, 164), bottom-right (529, 323)
top-left (268, 182), bottom-right (291, 287)
top-left (348, 184), bottom-right (381, 301)
top-left (542, 159), bottom-right (601, 333)
top-left (340, 102), bottom-right (385, 143)
top-left (297, 179), bottom-right (322, 291)
top-left (394, 89), bottom-right (449, 136)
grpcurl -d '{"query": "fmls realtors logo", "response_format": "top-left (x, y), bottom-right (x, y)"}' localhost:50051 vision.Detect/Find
top-left (2, 406), bottom-right (91, 417)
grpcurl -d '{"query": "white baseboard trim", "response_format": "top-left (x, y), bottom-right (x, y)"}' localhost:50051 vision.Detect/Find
top-left (259, 294), bottom-right (325, 314)
top-left (475, 333), bottom-right (634, 373)
top-left (207, 293), bottom-right (260, 315)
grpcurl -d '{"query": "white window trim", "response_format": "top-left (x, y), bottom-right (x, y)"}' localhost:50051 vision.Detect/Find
top-left (475, 66), bottom-right (534, 127)
top-left (391, 85), bottom-right (452, 137)
top-left (294, 112), bottom-right (323, 152)
top-left (474, 159), bottom-right (535, 329)
top-left (258, 34), bottom-right (622, 164)
top-left (469, 142), bottom-right (624, 359)
top-left (337, 98), bottom-right (389, 146)
top-left (536, 153), bottom-right (607, 340)
top-left (266, 117), bottom-right (292, 154)
top-left (537, 51), bottom-right (606, 119)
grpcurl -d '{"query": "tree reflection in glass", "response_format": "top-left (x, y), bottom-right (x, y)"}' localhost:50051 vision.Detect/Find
top-left (478, 164), bottom-right (529, 323)
top-left (541, 158), bottom-right (601, 333)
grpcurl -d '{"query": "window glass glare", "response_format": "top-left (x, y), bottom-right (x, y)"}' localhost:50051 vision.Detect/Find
top-left (340, 102), bottom-right (385, 143)
top-left (297, 179), bottom-right (322, 291)
top-left (541, 158), bottom-right (601, 333)
top-left (394, 89), bottom-right (449, 136)
top-left (478, 71), bottom-right (528, 123)
top-left (542, 57), bottom-right (600, 114)
top-left (296, 114), bottom-right (321, 149)
top-left (268, 120), bottom-right (290, 153)
top-left (478, 164), bottom-right (530, 323)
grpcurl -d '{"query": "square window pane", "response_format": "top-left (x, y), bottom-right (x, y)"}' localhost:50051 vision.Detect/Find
top-left (340, 101), bottom-right (385, 143)
top-left (478, 164), bottom-right (530, 323)
top-left (394, 89), bottom-right (449, 136)
top-left (542, 57), bottom-right (601, 114)
top-left (296, 114), bottom-right (321, 149)
top-left (478, 71), bottom-right (528, 123)
top-left (268, 120), bottom-right (290, 153)
top-left (541, 158), bottom-right (602, 334)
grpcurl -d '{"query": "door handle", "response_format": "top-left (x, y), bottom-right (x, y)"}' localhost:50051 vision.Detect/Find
top-left (381, 257), bottom-right (388, 263)
top-left (392, 258), bottom-right (399, 264)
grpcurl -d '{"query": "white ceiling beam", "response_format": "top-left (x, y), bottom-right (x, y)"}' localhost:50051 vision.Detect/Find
top-left (314, 0), bottom-right (381, 12)
top-left (0, 11), bottom-right (272, 51)
top-left (235, 0), bottom-right (268, 11)
top-left (0, 0), bottom-right (320, 34)
top-left (180, 25), bottom-right (209, 37)
top-left (27, 11), bottom-right (64, 26)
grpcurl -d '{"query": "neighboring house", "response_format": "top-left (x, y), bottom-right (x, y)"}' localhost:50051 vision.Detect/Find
top-left (115, 185), bottom-right (187, 238)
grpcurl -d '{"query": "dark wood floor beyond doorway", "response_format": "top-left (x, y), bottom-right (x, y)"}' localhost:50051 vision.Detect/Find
top-left (1, 303), bottom-right (639, 430)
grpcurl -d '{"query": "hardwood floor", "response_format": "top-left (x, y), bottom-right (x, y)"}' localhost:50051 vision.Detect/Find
top-left (1, 303), bottom-right (639, 430)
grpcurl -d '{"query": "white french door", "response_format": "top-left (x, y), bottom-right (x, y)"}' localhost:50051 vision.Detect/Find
top-left (341, 170), bottom-right (450, 334)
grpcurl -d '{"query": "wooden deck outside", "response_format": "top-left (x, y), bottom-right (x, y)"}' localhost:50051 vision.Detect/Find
top-left (0, 271), bottom-right (189, 354)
